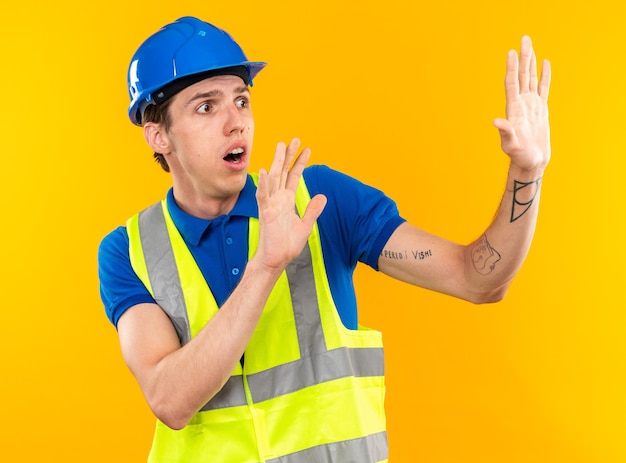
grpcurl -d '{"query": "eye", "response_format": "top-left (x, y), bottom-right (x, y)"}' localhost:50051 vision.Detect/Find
top-left (236, 97), bottom-right (249, 109)
top-left (197, 102), bottom-right (213, 114)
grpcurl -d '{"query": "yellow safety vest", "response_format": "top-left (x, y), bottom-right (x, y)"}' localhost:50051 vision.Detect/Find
top-left (126, 175), bottom-right (388, 463)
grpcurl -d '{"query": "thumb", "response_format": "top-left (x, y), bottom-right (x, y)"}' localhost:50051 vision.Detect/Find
top-left (493, 118), bottom-right (517, 147)
top-left (301, 194), bottom-right (327, 230)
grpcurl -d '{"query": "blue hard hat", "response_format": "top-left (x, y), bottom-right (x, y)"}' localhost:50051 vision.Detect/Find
top-left (127, 16), bottom-right (267, 125)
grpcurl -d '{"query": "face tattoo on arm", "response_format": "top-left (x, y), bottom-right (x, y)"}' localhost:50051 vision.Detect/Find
top-left (471, 235), bottom-right (502, 275)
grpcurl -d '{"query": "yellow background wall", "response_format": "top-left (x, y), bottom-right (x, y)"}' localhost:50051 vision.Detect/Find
top-left (1, 0), bottom-right (624, 461)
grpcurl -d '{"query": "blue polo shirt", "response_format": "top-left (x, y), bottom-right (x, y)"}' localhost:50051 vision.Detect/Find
top-left (98, 165), bottom-right (405, 330)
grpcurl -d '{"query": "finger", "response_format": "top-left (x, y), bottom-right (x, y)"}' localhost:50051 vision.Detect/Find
top-left (268, 142), bottom-right (287, 195)
top-left (504, 49), bottom-right (519, 106)
top-left (285, 146), bottom-right (312, 192)
top-left (493, 118), bottom-right (519, 152)
top-left (538, 59), bottom-right (551, 102)
top-left (493, 117), bottom-right (510, 133)
top-left (256, 168), bottom-right (269, 202)
top-left (282, 138), bottom-right (301, 186)
top-left (518, 36), bottom-right (532, 92)
top-left (300, 194), bottom-right (327, 230)
top-left (529, 45), bottom-right (538, 93)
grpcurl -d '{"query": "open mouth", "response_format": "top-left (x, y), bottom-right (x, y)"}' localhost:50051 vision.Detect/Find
top-left (224, 147), bottom-right (244, 163)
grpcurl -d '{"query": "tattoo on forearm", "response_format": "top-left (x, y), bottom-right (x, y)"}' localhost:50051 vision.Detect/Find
top-left (380, 249), bottom-right (433, 261)
top-left (471, 234), bottom-right (501, 275)
top-left (511, 177), bottom-right (542, 223)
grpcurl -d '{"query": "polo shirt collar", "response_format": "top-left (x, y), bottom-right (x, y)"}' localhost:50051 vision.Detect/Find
top-left (166, 175), bottom-right (259, 246)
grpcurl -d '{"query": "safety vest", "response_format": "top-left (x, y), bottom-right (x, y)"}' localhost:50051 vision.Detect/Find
top-left (126, 175), bottom-right (388, 463)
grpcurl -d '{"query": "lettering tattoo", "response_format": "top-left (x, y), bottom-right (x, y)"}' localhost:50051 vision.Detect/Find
top-left (380, 249), bottom-right (433, 261)
top-left (471, 234), bottom-right (501, 275)
top-left (511, 177), bottom-right (542, 223)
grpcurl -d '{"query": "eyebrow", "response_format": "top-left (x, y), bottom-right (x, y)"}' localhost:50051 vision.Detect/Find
top-left (185, 86), bottom-right (250, 107)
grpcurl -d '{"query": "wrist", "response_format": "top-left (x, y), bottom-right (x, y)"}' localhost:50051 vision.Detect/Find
top-left (507, 163), bottom-right (546, 183)
top-left (245, 255), bottom-right (285, 283)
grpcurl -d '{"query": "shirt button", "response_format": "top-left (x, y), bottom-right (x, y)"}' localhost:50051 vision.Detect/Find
top-left (232, 267), bottom-right (240, 276)
top-left (226, 237), bottom-right (233, 245)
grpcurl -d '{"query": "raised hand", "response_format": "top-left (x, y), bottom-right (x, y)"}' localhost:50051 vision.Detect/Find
top-left (254, 138), bottom-right (327, 271)
top-left (493, 36), bottom-right (551, 172)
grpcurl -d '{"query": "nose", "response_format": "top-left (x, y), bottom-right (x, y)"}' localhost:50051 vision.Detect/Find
top-left (224, 103), bottom-right (246, 135)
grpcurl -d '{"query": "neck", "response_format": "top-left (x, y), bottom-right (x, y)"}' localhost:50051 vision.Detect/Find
top-left (171, 186), bottom-right (240, 220)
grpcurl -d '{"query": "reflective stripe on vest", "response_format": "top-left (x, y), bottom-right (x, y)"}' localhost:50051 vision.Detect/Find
top-left (265, 431), bottom-right (388, 463)
top-left (127, 176), bottom-right (387, 462)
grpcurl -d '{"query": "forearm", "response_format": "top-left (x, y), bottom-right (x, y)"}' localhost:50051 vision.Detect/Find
top-left (126, 258), bottom-right (283, 430)
top-left (463, 163), bottom-right (544, 300)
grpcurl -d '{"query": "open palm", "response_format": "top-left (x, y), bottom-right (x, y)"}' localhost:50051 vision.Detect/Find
top-left (494, 36), bottom-right (551, 172)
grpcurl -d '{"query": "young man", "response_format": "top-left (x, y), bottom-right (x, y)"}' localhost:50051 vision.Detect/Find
top-left (98, 16), bottom-right (551, 463)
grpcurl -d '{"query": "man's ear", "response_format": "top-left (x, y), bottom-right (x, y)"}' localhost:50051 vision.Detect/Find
top-left (144, 122), bottom-right (170, 154)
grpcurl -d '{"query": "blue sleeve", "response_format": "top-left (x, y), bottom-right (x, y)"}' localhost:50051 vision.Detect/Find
top-left (304, 165), bottom-right (406, 271)
top-left (97, 226), bottom-right (155, 328)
